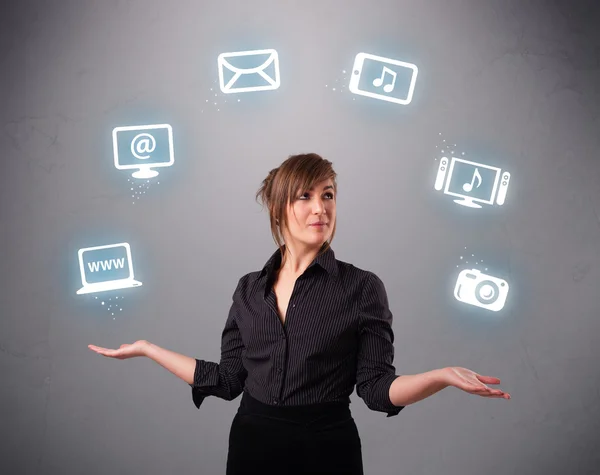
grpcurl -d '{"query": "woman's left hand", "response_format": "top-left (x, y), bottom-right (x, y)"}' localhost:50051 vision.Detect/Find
top-left (441, 367), bottom-right (511, 399)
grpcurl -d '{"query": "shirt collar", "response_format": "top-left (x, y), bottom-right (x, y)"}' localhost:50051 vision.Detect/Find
top-left (255, 243), bottom-right (338, 282)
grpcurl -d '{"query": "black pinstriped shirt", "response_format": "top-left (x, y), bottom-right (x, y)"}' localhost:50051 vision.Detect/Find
top-left (190, 244), bottom-right (404, 418)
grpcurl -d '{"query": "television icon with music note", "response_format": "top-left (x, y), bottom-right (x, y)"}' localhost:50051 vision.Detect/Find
top-left (434, 156), bottom-right (511, 208)
top-left (348, 52), bottom-right (418, 105)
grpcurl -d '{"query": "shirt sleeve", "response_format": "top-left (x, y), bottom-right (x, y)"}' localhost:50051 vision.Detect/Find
top-left (189, 278), bottom-right (248, 409)
top-left (355, 272), bottom-right (405, 418)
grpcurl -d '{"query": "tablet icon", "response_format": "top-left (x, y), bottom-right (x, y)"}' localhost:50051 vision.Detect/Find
top-left (218, 49), bottom-right (280, 94)
top-left (348, 52), bottom-right (418, 105)
top-left (434, 156), bottom-right (511, 208)
top-left (113, 124), bottom-right (174, 179)
top-left (76, 243), bottom-right (142, 295)
top-left (454, 268), bottom-right (509, 312)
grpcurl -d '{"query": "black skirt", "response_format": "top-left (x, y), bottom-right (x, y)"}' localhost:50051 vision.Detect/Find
top-left (226, 390), bottom-right (364, 475)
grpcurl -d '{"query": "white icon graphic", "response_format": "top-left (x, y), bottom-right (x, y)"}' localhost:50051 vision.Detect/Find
top-left (454, 268), bottom-right (509, 312)
top-left (131, 133), bottom-right (156, 160)
top-left (218, 49), bottom-right (280, 94)
top-left (76, 242), bottom-right (142, 295)
top-left (113, 124), bottom-right (174, 179)
top-left (348, 52), bottom-right (418, 105)
top-left (434, 156), bottom-right (511, 208)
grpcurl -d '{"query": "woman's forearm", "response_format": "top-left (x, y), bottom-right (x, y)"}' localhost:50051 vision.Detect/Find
top-left (143, 341), bottom-right (197, 385)
top-left (388, 368), bottom-right (450, 406)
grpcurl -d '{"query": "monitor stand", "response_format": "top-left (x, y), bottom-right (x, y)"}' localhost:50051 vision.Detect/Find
top-left (453, 196), bottom-right (482, 208)
top-left (132, 167), bottom-right (159, 179)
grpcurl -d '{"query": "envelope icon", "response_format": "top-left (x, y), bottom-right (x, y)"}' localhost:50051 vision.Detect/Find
top-left (217, 49), bottom-right (281, 94)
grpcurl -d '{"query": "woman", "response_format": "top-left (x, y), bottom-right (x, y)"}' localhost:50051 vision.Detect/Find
top-left (89, 153), bottom-right (510, 475)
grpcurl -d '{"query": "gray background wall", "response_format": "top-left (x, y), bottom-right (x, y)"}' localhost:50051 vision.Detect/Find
top-left (1, 0), bottom-right (599, 474)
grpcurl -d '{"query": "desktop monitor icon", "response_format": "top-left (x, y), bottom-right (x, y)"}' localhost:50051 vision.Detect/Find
top-left (76, 242), bottom-right (142, 295)
top-left (434, 156), bottom-right (511, 208)
top-left (113, 124), bottom-right (174, 179)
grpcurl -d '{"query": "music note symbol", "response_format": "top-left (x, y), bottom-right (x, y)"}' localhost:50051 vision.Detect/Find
top-left (372, 66), bottom-right (397, 93)
top-left (463, 168), bottom-right (482, 192)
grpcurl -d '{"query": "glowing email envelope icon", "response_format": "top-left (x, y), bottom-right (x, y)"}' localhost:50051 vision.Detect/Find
top-left (217, 49), bottom-right (280, 94)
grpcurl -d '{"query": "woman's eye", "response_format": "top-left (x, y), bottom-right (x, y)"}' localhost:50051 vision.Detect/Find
top-left (299, 192), bottom-right (334, 200)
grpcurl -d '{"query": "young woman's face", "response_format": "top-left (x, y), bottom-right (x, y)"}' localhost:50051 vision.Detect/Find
top-left (282, 178), bottom-right (336, 248)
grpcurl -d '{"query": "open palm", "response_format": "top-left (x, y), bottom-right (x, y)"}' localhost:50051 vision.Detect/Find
top-left (88, 340), bottom-right (148, 360)
top-left (444, 367), bottom-right (511, 399)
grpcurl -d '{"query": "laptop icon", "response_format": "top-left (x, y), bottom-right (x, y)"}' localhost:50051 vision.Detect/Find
top-left (76, 242), bottom-right (142, 295)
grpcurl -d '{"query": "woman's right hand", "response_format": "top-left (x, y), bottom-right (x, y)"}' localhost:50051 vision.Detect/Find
top-left (88, 340), bottom-right (149, 360)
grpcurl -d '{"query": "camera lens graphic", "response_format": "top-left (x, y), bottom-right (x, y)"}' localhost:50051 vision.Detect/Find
top-left (475, 279), bottom-right (501, 304)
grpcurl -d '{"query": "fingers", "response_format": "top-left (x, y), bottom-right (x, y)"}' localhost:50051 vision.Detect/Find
top-left (476, 374), bottom-right (501, 384)
top-left (479, 393), bottom-right (510, 399)
top-left (472, 374), bottom-right (509, 398)
top-left (88, 344), bottom-right (111, 353)
top-left (480, 392), bottom-right (511, 399)
top-left (470, 385), bottom-right (510, 399)
top-left (88, 344), bottom-right (122, 358)
top-left (90, 346), bottom-right (111, 355)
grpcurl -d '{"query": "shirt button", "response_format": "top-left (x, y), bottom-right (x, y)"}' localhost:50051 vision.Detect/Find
top-left (276, 367), bottom-right (282, 373)
top-left (272, 399), bottom-right (279, 405)
top-left (292, 304), bottom-right (295, 308)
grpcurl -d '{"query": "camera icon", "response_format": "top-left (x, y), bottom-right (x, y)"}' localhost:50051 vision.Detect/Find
top-left (453, 268), bottom-right (509, 312)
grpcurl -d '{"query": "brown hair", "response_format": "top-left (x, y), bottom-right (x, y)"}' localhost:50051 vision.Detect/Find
top-left (255, 153), bottom-right (338, 262)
